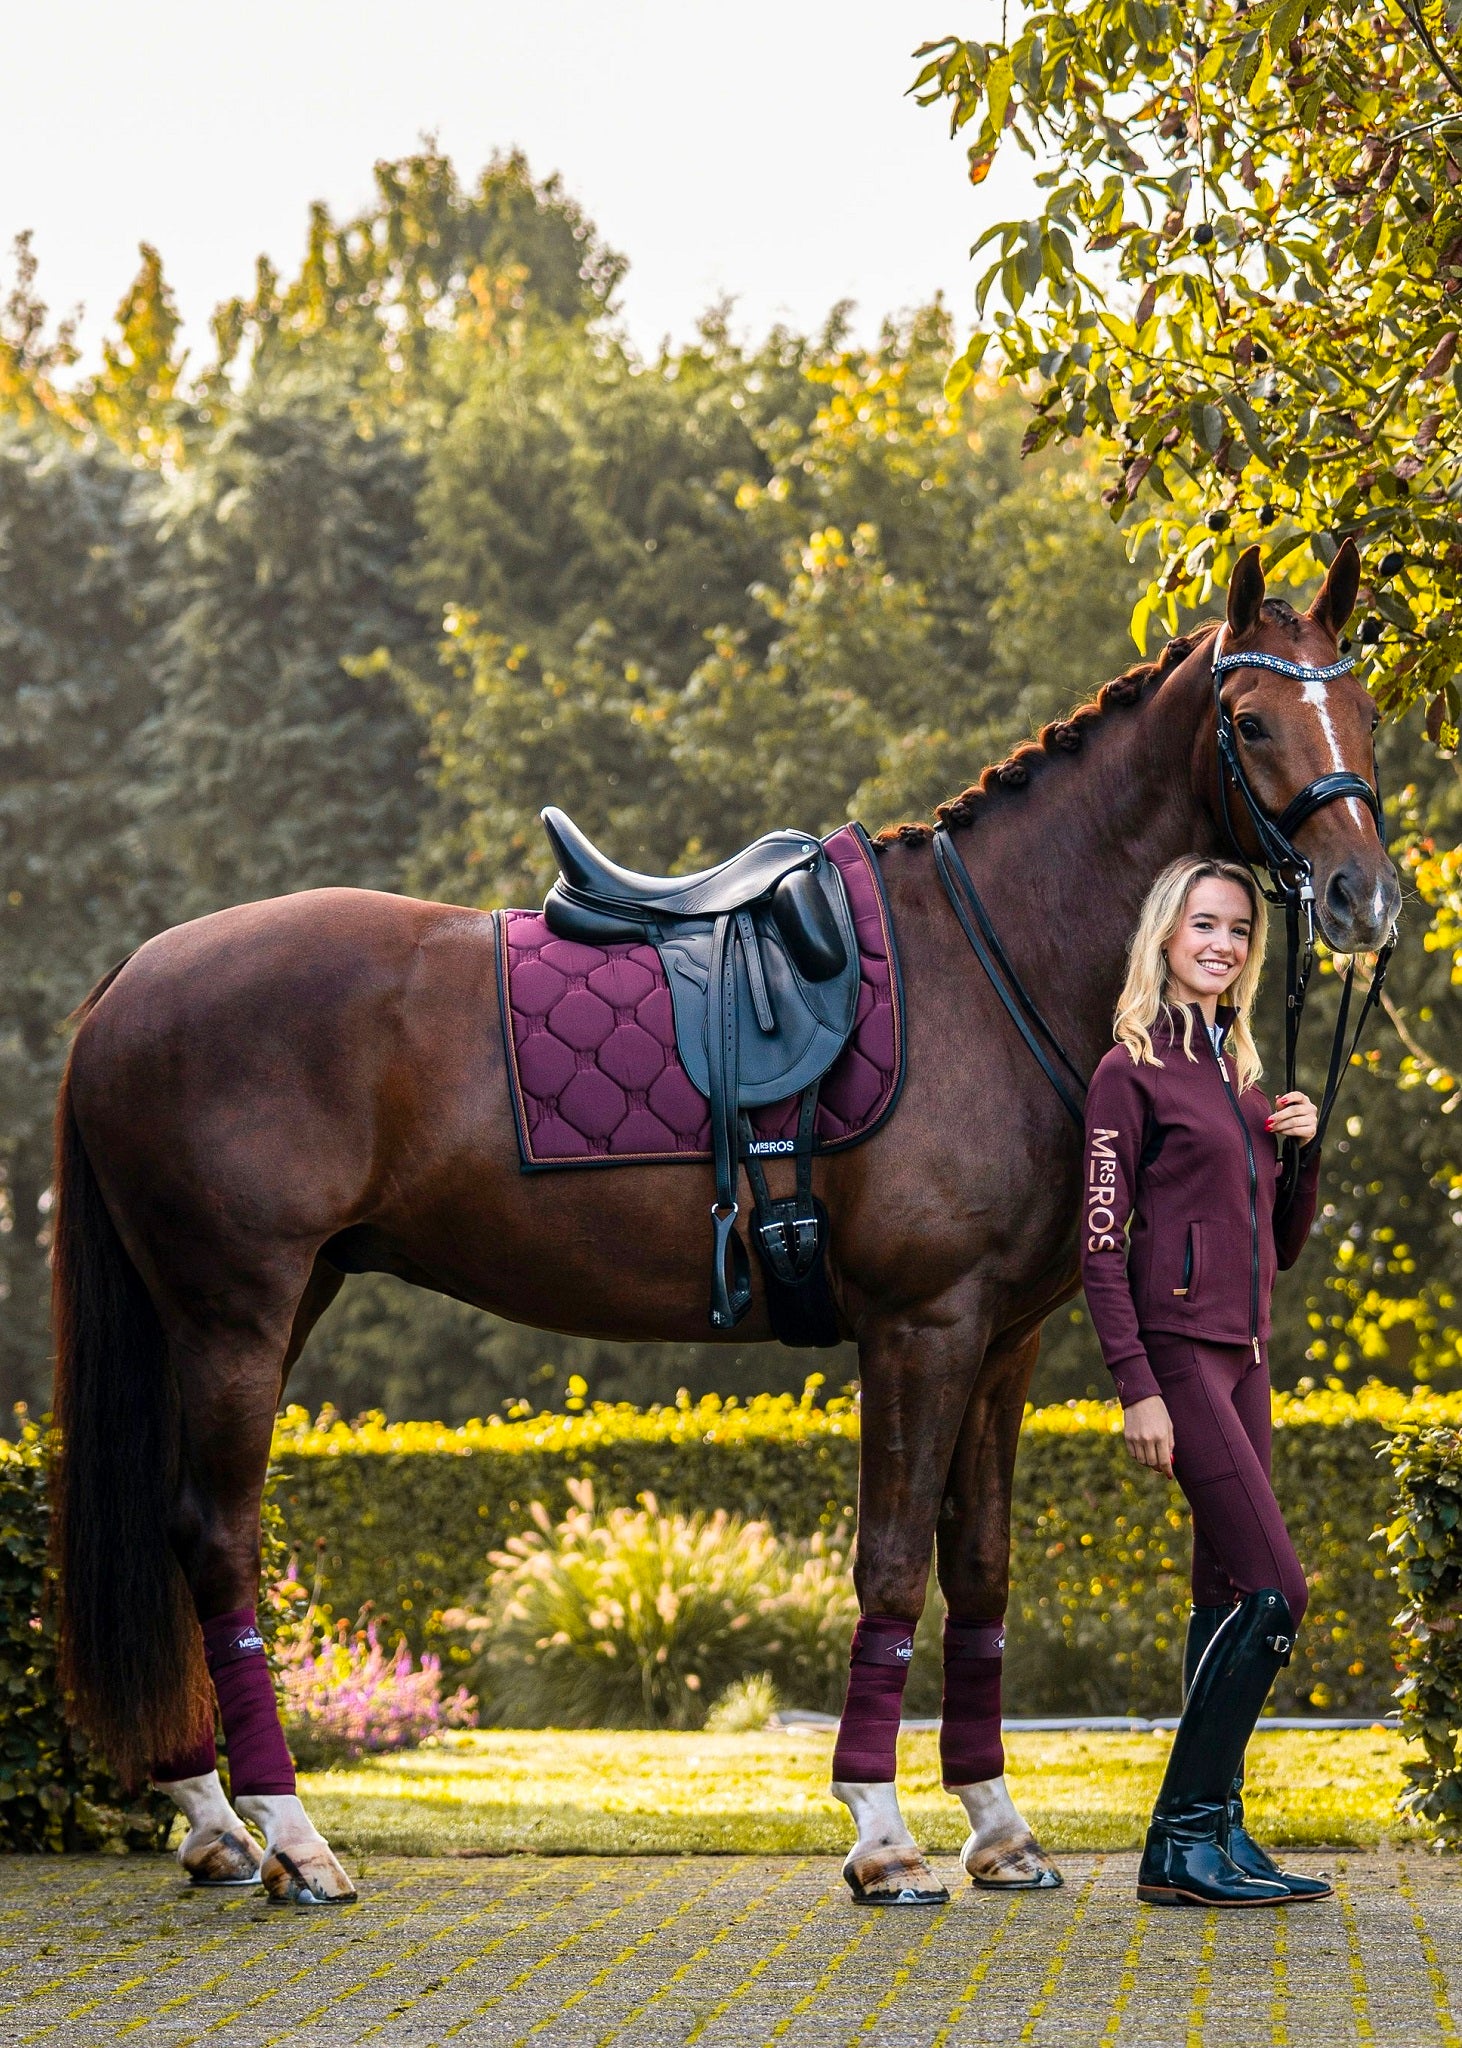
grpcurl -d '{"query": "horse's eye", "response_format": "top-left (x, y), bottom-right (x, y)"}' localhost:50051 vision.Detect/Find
top-left (1237, 715), bottom-right (1266, 742)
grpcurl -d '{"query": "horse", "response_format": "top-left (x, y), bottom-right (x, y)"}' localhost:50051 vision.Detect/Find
top-left (50, 542), bottom-right (1398, 1904)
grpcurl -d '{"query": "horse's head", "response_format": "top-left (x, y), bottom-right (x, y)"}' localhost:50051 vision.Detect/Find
top-left (1210, 541), bottom-right (1401, 952)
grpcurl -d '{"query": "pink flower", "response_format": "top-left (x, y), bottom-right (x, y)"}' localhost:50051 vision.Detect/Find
top-left (276, 1614), bottom-right (476, 1766)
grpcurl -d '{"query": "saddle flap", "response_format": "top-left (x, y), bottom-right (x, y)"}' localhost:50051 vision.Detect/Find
top-left (658, 863), bottom-right (859, 1107)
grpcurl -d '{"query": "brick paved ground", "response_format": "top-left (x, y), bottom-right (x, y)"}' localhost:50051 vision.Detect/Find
top-left (2, 1848), bottom-right (1457, 2046)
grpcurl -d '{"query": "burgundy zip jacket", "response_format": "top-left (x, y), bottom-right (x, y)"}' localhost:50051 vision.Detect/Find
top-left (1080, 1005), bottom-right (1321, 1407)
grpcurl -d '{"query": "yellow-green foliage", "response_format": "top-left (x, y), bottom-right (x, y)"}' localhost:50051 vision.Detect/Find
top-left (0, 1425), bottom-right (173, 1850)
top-left (1384, 1423), bottom-right (1462, 1846)
top-left (270, 1383), bottom-right (1462, 1718)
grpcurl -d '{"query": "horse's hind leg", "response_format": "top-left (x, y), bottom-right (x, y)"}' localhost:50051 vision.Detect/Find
top-left (158, 1261), bottom-right (347, 1887)
top-left (935, 1326), bottom-right (1061, 1891)
top-left (159, 1279), bottom-right (355, 1904)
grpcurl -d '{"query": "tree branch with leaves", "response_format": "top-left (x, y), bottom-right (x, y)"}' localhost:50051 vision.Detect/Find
top-left (915, 0), bottom-right (1462, 745)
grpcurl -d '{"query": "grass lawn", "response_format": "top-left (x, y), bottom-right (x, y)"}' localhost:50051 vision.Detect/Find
top-left (297, 1725), bottom-right (1420, 1860)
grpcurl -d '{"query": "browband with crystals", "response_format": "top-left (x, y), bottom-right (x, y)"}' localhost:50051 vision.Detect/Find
top-left (1211, 646), bottom-right (1356, 684)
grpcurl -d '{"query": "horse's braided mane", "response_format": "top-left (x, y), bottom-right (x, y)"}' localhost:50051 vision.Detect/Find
top-left (874, 619), bottom-right (1221, 848)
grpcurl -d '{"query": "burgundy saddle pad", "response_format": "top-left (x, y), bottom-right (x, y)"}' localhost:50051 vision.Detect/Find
top-left (495, 823), bottom-right (904, 1168)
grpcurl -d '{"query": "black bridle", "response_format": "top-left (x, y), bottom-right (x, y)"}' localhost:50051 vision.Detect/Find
top-left (1210, 625), bottom-right (1397, 1201)
top-left (935, 628), bottom-right (1398, 1201)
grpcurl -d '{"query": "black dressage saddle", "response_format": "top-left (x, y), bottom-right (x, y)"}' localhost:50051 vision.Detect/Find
top-left (541, 806), bottom-right (861, 1330)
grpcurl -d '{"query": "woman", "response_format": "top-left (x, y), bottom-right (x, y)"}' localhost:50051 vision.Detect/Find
top-left (1081, 855), bottom-right (1333, 1908)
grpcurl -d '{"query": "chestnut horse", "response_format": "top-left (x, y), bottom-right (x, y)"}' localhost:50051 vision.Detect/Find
top-left (51, 544), bottom-right (1397, 1903)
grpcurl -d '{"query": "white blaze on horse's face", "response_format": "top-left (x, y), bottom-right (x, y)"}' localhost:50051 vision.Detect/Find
top-left (1297, 669), bottom-right (1370, 831)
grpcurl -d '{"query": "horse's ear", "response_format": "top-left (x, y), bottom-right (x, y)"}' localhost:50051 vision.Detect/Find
top-left (1307, 536), bottom-right (1361, 636)
top-left (1226, 546), bottom-right (1266, 638)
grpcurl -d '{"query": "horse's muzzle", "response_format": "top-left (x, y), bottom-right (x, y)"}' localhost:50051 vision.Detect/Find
top-left (1318, 854), bottom-right (1402, 953)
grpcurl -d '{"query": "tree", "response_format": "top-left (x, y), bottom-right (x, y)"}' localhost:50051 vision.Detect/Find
top-left (0, 427), bottom-right (161, 1402)
top-left (406, 302), bottom-right (1149, 908)
top-left (915, 0), bottom-right (1462, 1387)
top-left (209, 145), bottom-right (623, 419)
top-left (0, 234), bottom-right (79, 428)
top-left (82, 244), bottom-right (186, 465)
top-left (139, 370), bottom-right (428, 919)
top-left (916, 1), bottom-right (1462, 729)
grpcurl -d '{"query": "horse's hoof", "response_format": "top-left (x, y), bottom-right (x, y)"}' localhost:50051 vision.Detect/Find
top-left (261, 1845), bottom-right (358, 1905)
top-left (963, 1830), bottom-right (1064, 1890)
top-left (181, 1829), bottom-right (264, 1887)
top-left (843, 1844), bottom-right (949, 1906)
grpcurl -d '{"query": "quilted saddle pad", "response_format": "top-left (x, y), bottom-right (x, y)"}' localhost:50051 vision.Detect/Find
top-left (495, 823), bottom-right (904, 1168)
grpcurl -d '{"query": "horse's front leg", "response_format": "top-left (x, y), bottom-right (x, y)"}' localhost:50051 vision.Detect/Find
top-left (936, 1326), bottom-right (1062, 1890)
top-left (832, 1300), bottom-right (988, 1904)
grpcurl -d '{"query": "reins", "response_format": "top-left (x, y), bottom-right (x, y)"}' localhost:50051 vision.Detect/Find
top-left (932, 827), bottom-right (1086, 1128)
top-left (934, 627), bottom-right (1398, 1185)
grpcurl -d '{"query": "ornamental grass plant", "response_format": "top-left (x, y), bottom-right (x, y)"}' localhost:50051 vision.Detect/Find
top-left (451, 1480), bottom-right (858, 1728)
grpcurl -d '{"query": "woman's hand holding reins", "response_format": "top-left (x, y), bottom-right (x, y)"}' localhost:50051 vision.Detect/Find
top-left (1267, 1091), bottom-right (1318, 1144)
top-left (1123, 1394), bottom-right (1175, 1478)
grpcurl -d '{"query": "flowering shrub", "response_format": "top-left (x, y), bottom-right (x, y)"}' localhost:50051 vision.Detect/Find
top-left (273, 1583), bottom-right (475, 1768)
top-left (449, 1480), bottom-right (857, 1729)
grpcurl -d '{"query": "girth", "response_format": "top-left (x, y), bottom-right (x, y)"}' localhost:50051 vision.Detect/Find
top-left (540, 809), bottom-right (861, 1328)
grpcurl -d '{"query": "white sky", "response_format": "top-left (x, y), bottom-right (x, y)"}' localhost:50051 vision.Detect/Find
top-left (4, 0), bottom-right (1038, 371)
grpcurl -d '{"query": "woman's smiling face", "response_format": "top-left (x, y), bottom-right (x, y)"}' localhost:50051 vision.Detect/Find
top-left (1164, 876), bottom-right (1254, 1011)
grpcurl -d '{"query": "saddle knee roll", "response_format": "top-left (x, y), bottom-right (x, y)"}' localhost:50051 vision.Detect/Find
top-left (770, 868), bottom-right (848, 982)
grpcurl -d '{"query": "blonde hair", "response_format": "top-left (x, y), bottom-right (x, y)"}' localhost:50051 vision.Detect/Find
top-left (1114, 857), bottom-right (1268, 1091)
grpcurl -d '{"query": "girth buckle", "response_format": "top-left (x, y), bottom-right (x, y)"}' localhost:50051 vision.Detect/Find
top-left (757, 1203), bottom-right (821, 1284)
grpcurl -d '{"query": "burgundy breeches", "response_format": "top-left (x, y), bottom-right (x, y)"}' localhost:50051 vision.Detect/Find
top-left (1144, 1335), bottom-right (1307, 1625)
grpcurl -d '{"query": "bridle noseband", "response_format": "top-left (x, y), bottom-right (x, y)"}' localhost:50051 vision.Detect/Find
top-left (1211, 625), bottom-right (1397, 1198)
top-left (1210, 627), bottom-right (1383, 915)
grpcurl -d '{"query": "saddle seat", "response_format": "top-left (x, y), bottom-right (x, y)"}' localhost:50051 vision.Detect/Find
top-left (542, 806), bottom-right (821, 920)
top-left (539, 805), bottom-right (862, 1331)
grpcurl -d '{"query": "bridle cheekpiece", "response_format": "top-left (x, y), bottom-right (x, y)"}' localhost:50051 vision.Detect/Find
top-left (1209, 623), bottom-right (1397, 1198)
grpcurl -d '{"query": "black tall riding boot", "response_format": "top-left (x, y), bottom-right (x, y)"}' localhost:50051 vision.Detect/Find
top-left (1138, 1589), bottom-right (1294, 1906)
top-left (1181, 1602), bottom-right (1333, 1902)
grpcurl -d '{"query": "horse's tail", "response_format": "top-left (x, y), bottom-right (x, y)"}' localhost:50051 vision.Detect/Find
top-left (50, 1001), bottom-right (210, 1787)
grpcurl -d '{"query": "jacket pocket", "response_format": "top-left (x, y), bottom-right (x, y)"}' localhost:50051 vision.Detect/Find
top-left (1172, 1222), bottom-right (1202, 1304)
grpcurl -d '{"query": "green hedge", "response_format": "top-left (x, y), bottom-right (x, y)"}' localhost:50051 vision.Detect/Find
top-left (7, 1385), bottom-right (1458, 1849)
top-left (1385, 1422), bottom-right (1462, 1846)
top-left (270, 1384), bottom-right (1462, 1719)
top-left (0, 1423), bottom-right (173, 1851)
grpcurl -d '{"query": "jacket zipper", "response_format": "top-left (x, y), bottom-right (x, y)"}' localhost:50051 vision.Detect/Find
top-left (1207, 1027), bottom-right (1261, 1361)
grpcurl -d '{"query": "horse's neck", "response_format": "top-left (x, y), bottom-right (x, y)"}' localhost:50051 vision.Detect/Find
top-left (954, 648), bottom-right (1222, 1076)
